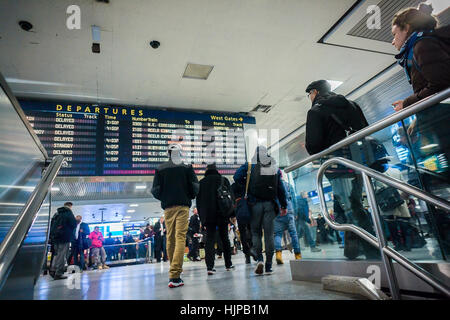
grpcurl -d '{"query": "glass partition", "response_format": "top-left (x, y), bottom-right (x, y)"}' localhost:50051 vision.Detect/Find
top-left (282, 101), bottom-right (449, 262)
top-left (0, 83), bottom-right (46, 245)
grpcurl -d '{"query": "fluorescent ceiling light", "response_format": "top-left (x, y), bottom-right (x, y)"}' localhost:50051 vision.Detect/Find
top-left (51, 187), bottom-right (60, 192)
top-left (135, 185), bottom-right (147, 190)
top-left (421, 144), bottom-right (439, 150)
top-left (257, 137), bottom-right (267, 144)
top-left (124, 216), bottom-right (132, 219)
top-left (126, 210), bottom-right (135, 213)
top-left (0, 202), bottom-right (25, 206)
top-left (12, 91), bottom-right (119, 101)
top-left (326, 80), bottom-right (343, 91)
top-left (5, 78), bottom-right (81, 87)
top-left (427, 1), bottom-right (449, 14)
top-left (0, 185), bottom-right (35, 191)
top-left (129, 204), bottom-right (139, 207)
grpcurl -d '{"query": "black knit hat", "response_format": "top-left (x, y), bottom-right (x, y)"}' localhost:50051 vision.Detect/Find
top-left (305, 80), bottom-right (331, 94)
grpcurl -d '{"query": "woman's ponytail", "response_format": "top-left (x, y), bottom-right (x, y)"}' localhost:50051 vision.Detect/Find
top-left (392, 2), bottom-right (439, 34)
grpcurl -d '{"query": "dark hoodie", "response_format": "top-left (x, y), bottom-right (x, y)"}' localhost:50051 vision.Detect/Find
top-left (196, 168), bottom-right (233, 226)
top-left (305, 92), bottom-right (368, 155)
top-left (396, 25), bottom-right (450, 108)
top-left (233, 147), bottom-right (287, 209)
top-left (51, 206), bottom-right (77, 243)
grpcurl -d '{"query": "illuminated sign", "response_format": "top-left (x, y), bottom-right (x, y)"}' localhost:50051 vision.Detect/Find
top-left (21, 100), bottom-right (255, 176)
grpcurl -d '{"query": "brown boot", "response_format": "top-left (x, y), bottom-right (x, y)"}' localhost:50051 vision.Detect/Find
top-left (276, 251), bottom-right (284, 265)
top-left (295, 253), bottom-right (302, 260)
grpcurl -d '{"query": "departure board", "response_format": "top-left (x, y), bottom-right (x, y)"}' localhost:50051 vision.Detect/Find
top-left (20, 100), bottom-right (255, 176)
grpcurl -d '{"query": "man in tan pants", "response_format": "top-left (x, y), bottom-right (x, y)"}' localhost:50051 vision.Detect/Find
top-left (164, 206), bottom-right (190, 280)
top-left (151, 144), bottom-right (199, 288)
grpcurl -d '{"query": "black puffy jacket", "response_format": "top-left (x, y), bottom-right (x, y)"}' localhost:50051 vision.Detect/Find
top-left (50, 206), bottom-right (77, 244)
top-left (151, 160), bottom-right (199, 210)
top-left (196, 168), bottom-right (234, 226)
top-left (305, 92), bottom-right (368, 155)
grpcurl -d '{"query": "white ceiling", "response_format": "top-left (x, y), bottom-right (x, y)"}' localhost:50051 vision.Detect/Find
top-left (0, 0), bottom-right (400, 142)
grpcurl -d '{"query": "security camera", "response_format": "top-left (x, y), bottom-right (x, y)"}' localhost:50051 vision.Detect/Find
top-left (149, 40), bottom-right (160, 49)
top-left (19, 20), bottom-right (33, 32)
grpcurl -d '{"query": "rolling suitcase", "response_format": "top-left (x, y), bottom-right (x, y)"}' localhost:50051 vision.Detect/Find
top-left (344, 231), bottom-right (360, 260)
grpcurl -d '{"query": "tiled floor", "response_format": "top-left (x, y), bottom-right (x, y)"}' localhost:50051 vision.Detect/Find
top-left (34, 251), bottom-right (361, 300)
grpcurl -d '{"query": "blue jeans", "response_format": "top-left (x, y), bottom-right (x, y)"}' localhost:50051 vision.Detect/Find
top-left (296, 218), bottom-right (316, 248)
top-left (310, 226), bottom-right (317, 243)
top-left (274, 214), bottom-right (301, 254)
top-left (339, 231), bottom-right (345, 245)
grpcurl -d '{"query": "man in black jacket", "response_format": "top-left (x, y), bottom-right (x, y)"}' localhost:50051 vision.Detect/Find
top-left (187, 207), bottom-right (201, 261)
top-left (154, 216), bottom-right (167, 262)
top-left (49, 202), bottom-right (78, 280)
top-left (151, 143), bottom-right (199, 288)
top-left (304, 80), bottom-right (379, 260)
top-left (69, 215), bottom-right (90, 271)
top-left (305, 80), bottom-right (368, 155)
top-left (197, 163), bottom-right (234, 274)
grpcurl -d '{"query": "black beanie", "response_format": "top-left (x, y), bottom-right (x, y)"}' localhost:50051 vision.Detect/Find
top-left (305, 80), bottom-right (331, 94)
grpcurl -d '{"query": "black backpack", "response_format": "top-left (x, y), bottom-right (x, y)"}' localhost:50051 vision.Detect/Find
top-left (330, 112), bottom-right (384, 167)
top-left (217, 177), bottom-right (234, 218)
top-left (49, 211), bottom-right (64, 242)
top-left (248, 163), bottom-right (278, 200)
top-left (374, 186), bottom-right (404, 212)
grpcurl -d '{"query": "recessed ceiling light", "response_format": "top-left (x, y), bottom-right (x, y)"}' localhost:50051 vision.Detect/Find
top-left (326, 80), bottom-right (344, 91)
top-left (129, 204), bottom-right (139, 207)
top-left (124, 216), bottom-right (132, 219)
top-left (135, 185), bottom-right (146, 190)
top-left (51, 187), bottom-right (60, 192)
top-left (127, 210), bottom-right (135, 213)
top-left (183, 63), bottom-right (214, 80)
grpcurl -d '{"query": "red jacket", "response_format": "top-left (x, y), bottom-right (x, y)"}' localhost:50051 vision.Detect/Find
top-left (89, 230), bottom-right (104, 248)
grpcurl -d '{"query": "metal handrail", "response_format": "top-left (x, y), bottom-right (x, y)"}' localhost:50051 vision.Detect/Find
top-left (0, 155), bottom-right (64, 292)
top-left (317, 157), bottom-right (450, 299)
top-left (284, 87), bottom-right (450, 173)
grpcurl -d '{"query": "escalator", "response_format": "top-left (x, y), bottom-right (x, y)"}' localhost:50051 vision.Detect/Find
top-left (0, 72), bottom-right (63, 299)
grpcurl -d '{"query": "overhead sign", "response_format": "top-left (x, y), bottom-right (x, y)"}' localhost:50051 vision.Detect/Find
top-left (20, 100), bottom-right (255, 176)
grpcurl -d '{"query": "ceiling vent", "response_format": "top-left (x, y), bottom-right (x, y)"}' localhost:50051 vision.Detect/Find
top-left (347, 0), bottom-right (422, 42)
top-left (252, 104), bottom-right (273, 113)
top-left (182, 63), bottom-right (214, 80)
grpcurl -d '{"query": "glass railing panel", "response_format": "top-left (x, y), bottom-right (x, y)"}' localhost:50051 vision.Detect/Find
top-left (398, 101), bottom-right (450, 259)
top-left (0, 79), bottom-right (46, 245)
top-left (284, 100), bottom-right (450, 261)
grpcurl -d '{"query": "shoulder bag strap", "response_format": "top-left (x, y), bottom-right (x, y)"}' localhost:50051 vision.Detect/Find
top-left (244, 162), bottom-right (251, 199)
top-left (330, 113), bottom-right (353, 137)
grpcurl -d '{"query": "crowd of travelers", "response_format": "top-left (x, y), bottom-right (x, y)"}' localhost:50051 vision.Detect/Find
top-left (47, 3), bottom-right (449, 288)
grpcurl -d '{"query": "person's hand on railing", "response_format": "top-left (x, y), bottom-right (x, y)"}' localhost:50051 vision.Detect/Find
top-left (392, 100), bottom-right (404, 112)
